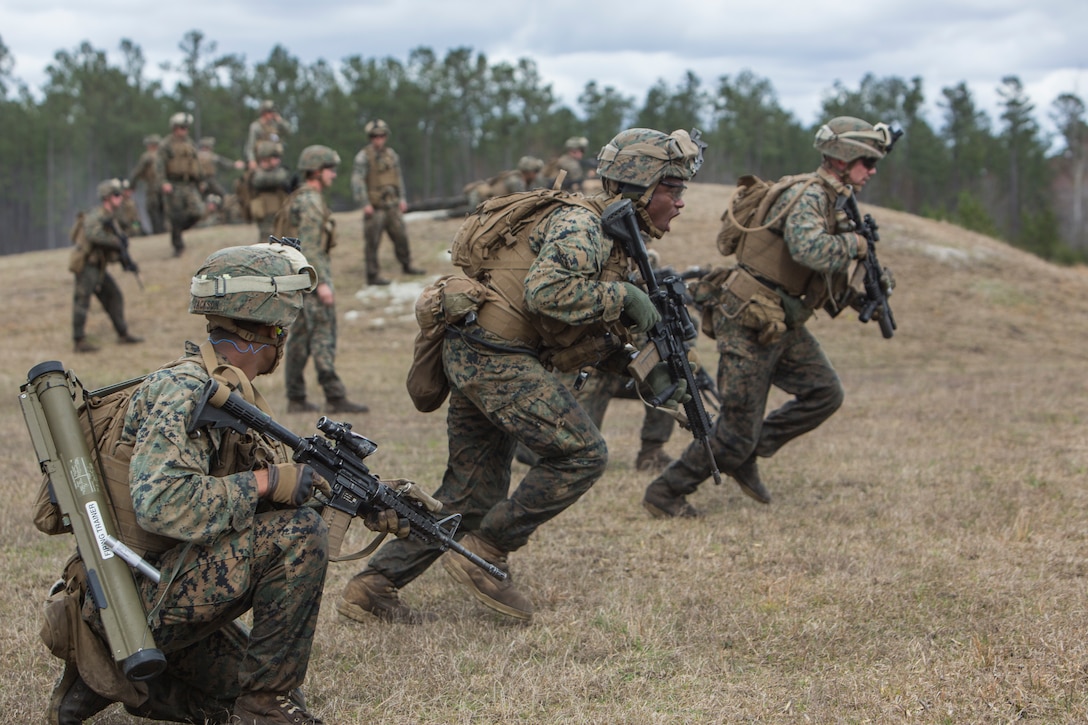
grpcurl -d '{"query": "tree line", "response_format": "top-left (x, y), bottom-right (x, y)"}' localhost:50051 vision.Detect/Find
top-left (1, 30), bottom-right (1085, 261)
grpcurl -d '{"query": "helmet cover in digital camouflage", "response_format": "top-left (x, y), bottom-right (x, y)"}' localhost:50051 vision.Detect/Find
top-left (518, 155), bottom-right (544, 172)
top-left (813, 116), bottom-right (892, 162)
top-left (189, 245), bottom-right (316, 328)
top-left (97, 178), bottom-right (124, 200)
top-left (565, 136), bottom-right (589, 151)
top-left (255, 140), bottom-right (284, 160)
top-left (143, 134), bottom-right (162, 146)
top-left (169, 112), bottom-right (193, 128)
top-left (365, 119), bottom-right (390, 137)
top-left (259, 99), bottom-right (277, 114)
top-left (597, 128), bottom-right (705, 189)
top-left (297, 145), bottom-right (340, 172)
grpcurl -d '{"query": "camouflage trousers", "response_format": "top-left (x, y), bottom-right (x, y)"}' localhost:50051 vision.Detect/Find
top-left (72, 263), bottom-right (129, 341)
top-left (654, 308), bottom-right (844, 495)
top-left (363, 205), bottom-right (413, 279)
top-left (284, 293), bottom-right (348, 402)
top-left (366, 326), bottom-right (608, 588)
top-left (137, 507), bottom-right (328, 697)
top-left (145, 190), bottom-right (166, 235)
top-left (163, 181), bottom-right (204, 251)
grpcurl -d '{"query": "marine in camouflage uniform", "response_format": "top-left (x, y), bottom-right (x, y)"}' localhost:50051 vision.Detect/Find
top-left (643, 116), bottom-right (897, 517)
top-left (351, 119), bottom-right (425, 285)
top-left (128, 134), bottom-right (165, 234)
top-left (71, 179), bottom-right (143, 353)
top-left (116, 180), bottom-right (144, 237)
top-left (464, 155), bottom-right (545, 209)
top-left (244, 100), bottom-right (291, 170)
top-left (551, 136), bottom-right (589, 191)
top-left (248, 140), bottom-right (292, 243)
top-left (282, 145), bottom-right (369, 415)
top-left (155, 112), bottom-right (207, 256)
top-left (47, 243), bottom-right (334, 724)
top-left (197, 137), bottom-right (243, 200)
top-left (337, 127), bottom-right (704, 624)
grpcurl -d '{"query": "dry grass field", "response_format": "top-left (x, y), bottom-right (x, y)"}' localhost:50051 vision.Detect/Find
top-left (2, 182), bottom-right (1088, 723)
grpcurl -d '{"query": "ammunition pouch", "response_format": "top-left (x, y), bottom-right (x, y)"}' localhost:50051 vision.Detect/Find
top-left (714, 267), bottom-right (789, 345)
top-left (407, 275), bottom-right (494, 412)
top-left (41, 554), bottom-right (146, 706)
top-left (540, 332), bottom-right (626, 373)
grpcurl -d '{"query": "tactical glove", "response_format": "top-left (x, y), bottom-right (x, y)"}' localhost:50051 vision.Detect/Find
top-left (364, 509), bottom-right (411, 538)
top-left (620, 282), bottom-right (661, 333)
top-left (266, 463), bottom-right (318, 507)
top-left (644, 361), bottom-right (690, 409)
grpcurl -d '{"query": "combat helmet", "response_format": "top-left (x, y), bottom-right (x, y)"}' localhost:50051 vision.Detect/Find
top-left (297, 145), bottom-right (340, 173)
top-left (565, 136), bottom-right (589, 151)
top-left (597, 127), bottom-right (706, 238)
top-left (518, 156), bottom-right (544, 173)
top-left (255, 140), bottom-right (284, 161)
top-left (813, 117), bottom-right (893, 162)
top-left (190, 244), bottom-right (316, 330)
top-left (169, 112), bottom-right (193, 128)
top-left (97, 178), bottom-right (123, 200)
top-left (259, 99), bottom-right (277, 114)
top-left (143, 134), bottom-right (161, 146)
top-left (365, 119), bottom-right (390, 137)
top-left (198, 137), bottom-right (215, 149)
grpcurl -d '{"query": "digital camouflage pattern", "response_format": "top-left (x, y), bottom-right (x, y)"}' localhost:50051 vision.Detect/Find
top-left (155, 134), bottom-right (206, 253)
top-left (352, 142), bottom-right (416, 280)
top-left (813, 116), bottom-right (890, 162)
top-left (249, 164), bottom-right (291, 242)
top-left (363, 201), bottom-right (626, 587)
top-left (122, 344), bottom-right (328, 696)
top-left (647, 164), bottom-right (851, 500)
top-left (129, 145), bottom-right (166, 234)
top-left (72, 205), bottom-right (132, 341)
top-left (767, 166), bottom-right (863, 274)
top-left (282, 185), bottom-right (351, 402)
top-left (245, 114), bottom-right (290, 165)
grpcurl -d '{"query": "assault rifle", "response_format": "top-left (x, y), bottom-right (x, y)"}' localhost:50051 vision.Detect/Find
top-left (840, 120), bottom-right (903, 339)
top-left (189, 379), bottom-right (507, 581)
top-left (602, 199), bottom-right (722, 485)
top-left (841, 199), bottom-right (896, 338)
top-left (107, 218), bottom-right (144, 290)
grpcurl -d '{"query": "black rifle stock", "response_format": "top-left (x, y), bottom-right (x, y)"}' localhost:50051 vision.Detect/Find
top-left (188, 379), bottom-right (507, 581)
top-left (842, 195), bottom-right (896, 339)
top-left (107, 218), bottom-right (144, 290)
top-left (602, 199), bottom-right (722, 485)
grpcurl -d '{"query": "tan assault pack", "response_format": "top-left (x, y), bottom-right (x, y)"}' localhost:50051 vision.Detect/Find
top-left (68, 211), bottom-right (89, 275)
top-left (32, 344), bottom-right (263, 556)
top-left (716, 173), bottom-right (821, 257)
top-left (450, 187), bottom-right (600, 278)
top-left (406, 275), bottom-right (494, 412)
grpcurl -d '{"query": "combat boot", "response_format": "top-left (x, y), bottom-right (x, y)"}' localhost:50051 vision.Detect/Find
top-left (731, 455), bottom-right (771, 504)
top-left (326, 397), bottom-right (370, 414)
top-left (233, 691), bottom-right (323, 725)
top-left (402, 265), bottom-right (426, 275)
top-left (338, 570), bottom-right (436, 624)
top-left (642, 478), bottom-right (699, 519)
top-left (442, 533), bottom-right (533, 621)
top-left (73, 339), bottom-right (99, 354)
top-left (367, 276), bottom-right (391, 286)
top-left (635, 444), bottom-right (673, 472)
top-left (286, 398), bottom-right (319, 414)
top-left (48, 662), bottom-right (112, 725)
top-left (118, 333), bottom-right (144, 344)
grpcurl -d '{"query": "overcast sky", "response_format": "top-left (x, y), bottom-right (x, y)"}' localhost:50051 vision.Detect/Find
top-left (3, 0), bottom-right (1085, 138)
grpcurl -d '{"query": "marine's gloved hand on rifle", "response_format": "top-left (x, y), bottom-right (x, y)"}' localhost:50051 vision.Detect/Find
top-left (644, 361), bottom-right (691, 410)
top-left (364, 509), bottom-right (410, 538)
top-left (619, 282), bottom-right (660, 333)
top-left (265, 463), bottom-right (324, 506)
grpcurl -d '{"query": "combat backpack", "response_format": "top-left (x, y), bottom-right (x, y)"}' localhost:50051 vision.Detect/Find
top-left (32, 343), bottom-right (261, 556)
top-left (450, 187), bottom-right (601, 278)
top-left (716, 173), bottom-right (821, 257)
top-left (67, 211), bottom-right (89, 274)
